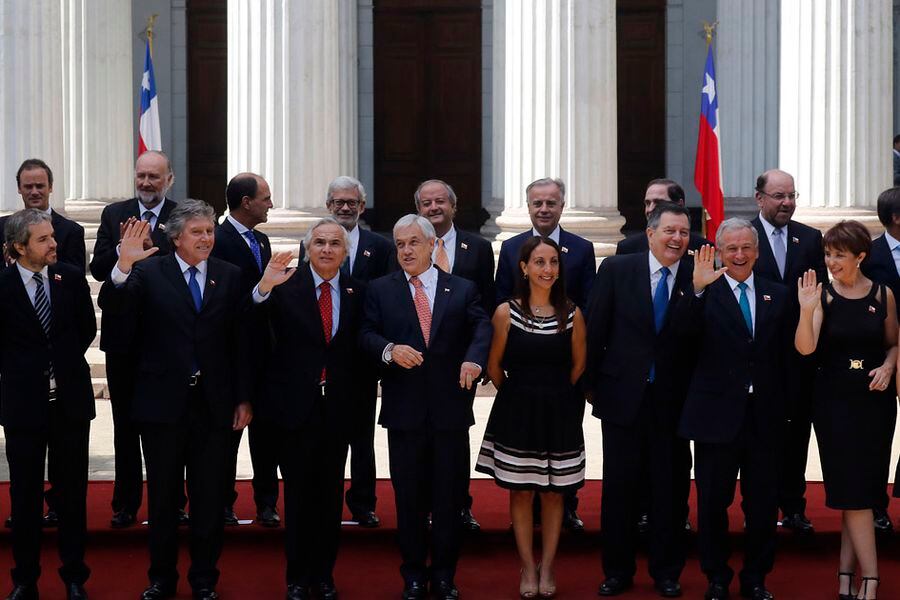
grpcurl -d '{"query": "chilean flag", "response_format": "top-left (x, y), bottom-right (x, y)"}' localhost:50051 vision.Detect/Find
top-left (138, 40), bottom-right (161, 155)
top-left (694, 45), bottom-right (724, 241)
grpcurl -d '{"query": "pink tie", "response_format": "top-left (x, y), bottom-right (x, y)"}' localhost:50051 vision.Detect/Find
top-left (434, 238), bottom-right (450, 272)
top-left (410, 275), bottom-right (432, 347)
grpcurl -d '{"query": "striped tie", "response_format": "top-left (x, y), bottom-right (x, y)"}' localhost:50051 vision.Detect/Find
top-left (32, 272), bottom-right (55, 382)
top-left (410, 275), bottom-right (432, 347)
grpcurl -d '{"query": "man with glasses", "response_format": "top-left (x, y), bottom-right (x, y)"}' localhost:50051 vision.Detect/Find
top-left (750, 169), bottom-right (827, 536)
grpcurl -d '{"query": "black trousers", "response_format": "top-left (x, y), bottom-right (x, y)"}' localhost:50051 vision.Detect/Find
top-left (388, 427), bottom-right (469, 586)
top-left (139, 387), bottom-right (229, 591)
top-left (636, 439), bottom-right (692, 525)
top-left (279, 392), bottom-right (348, 587)
top-left (223, 419), bottom-right (280, 512)
top-left (345, 378), bottom-right (378, 516)
top-left (694, 396), bottom-right (777, 589)
top-left (107, 352), bottom-right (144, 514)
top-left (4, 405), bottom-right (90, 586)
top-left (600, 386), bottom-right (685, 583)
top-left (776, 358), bottom-right (815, 516)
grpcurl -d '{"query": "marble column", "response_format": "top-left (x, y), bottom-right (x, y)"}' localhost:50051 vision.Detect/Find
top-left (780, 0), bottom-right (892, 232)
top-left (491, 0), bottom-right (623, 244)
top-left (228, 0), bottom-right (357, 235)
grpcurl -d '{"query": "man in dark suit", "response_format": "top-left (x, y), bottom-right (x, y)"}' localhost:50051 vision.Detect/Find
top-left (893, 135), bottom-right (900, 186)
top-left (210, 173), bottom-right (280, 528)
top-left (0, 209), bottom-right (96, 600)
top-left (360, 215), bottom-right (491, 600)
top-left (89, 150), bottom-right (180, 530)
top-left (415, 178), bottom-right (495, 532)
top-left (99, 199), bottom-right (268, 600)
top-left (676, 219), bottom-right (787, 600)
top-left (587, 204), bottom-right (694, 598)
top-left (495, 177), bottom-right (593, 531)
top-left (750, 169), bottom-right (826, 535)
top-left (254, 217), bottom-right (364, 600)
top-left (615, 178), bottom-right (707, 256)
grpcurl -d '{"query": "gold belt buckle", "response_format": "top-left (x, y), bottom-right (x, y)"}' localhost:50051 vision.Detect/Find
top-left (849, 359), bottom-right (864, 370)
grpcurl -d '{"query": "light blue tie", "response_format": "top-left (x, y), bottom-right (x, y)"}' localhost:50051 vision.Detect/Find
top-left (737, 282), bottom-right (753, 337)
top-left (772, 228), bottom-right (787, 279)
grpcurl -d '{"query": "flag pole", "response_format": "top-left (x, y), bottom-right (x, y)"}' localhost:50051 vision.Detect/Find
top-left (146, 14), bottom-right (159, 58)
top-left (700, 20), bottom-right (718, 240)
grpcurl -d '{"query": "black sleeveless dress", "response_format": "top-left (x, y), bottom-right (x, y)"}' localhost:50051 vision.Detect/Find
top-left (813, 283), bottom-right (897, 510)
top-left (475, 301), bottom-right (585, 492)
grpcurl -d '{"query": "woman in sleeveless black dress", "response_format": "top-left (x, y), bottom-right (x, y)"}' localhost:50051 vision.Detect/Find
top-left (795, 221), bottom-right (898, 600)
top-left (475, 237), bottom-right (586, 599)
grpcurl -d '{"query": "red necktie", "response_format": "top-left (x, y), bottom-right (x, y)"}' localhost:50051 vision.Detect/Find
top-left (410, 275), bottom-right (432, 347)
top-left (318, 281), bottom-right (332, 383)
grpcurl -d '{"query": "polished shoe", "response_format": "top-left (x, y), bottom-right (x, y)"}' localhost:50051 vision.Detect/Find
top-left (315, 582), bottom-right (338, 600)
top-left (177, 509), bottom-right (190, 526)
top-left (684, 517), bottom-right (693, 532)
top-left (597, 577), bottom-right (633, 596)
top-left (402, 581), bottom-right (427, 600)
top-left (256, 505), bottom-right (281, 528)
top-left (193, 589), bottom-right (218, 600)
top-left (873, 508), bottom-right (893, 534)
top-left (654, 579), bottom-right (682, 598)
top-left (140, 582), bottom-right (176, 600)
top-left (704, 583), bottom-right (729, 600)
top-left (285, 584), bottom-right (309, 600)
top-left (4, 517), bottom-right (11, 529)
top-left (459, 508), bottom-right (480, 531)
top-left (739, 584), bottom-right (773, 600)
top-left (837, 571), bottom-right (854, 600)
top-left (430, 581), bottom-right (459, 600)
top-left (66, 583), bottom-right (88, 600)
top-left (223, 507), bottom-right (239, 526)
top-left (42, 510), bottom-right (59, 528)
top-left (110, 510), bottom-right (136, 529)
top-left (563, 508), bottom-right (584, 532)
top-left (352, 511), bottom-right (381, 528)
top-left (779, 512), bottom-right (813, 534)
top-left (636, 512), bottom-right (650, 535)
top-left (5, 584), bottom-right (38, 600)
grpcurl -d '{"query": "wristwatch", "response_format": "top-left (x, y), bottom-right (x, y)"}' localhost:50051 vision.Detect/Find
top-left (382, 343), bottom-right (395, 364)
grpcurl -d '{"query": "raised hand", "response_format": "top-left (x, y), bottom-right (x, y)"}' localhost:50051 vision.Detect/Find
top-left (119, 216), bottom-right (154, 250)
top-left (257, 251), bottom-right (296, 294)
top-left (797, 269), bottom-right (822, 312)
top-left (116, 220), bottom-right (159, 273)
top-left (692, 244), bottom-right (727, 293)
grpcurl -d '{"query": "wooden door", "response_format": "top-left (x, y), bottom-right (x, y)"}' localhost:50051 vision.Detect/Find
top-left (373, 0), bottom-right (482, 230)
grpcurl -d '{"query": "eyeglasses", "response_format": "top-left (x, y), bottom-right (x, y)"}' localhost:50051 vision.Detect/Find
top-left (758, 191), bottom-right (799, 202)
top-left (330, 199), bottom-right (361, 209)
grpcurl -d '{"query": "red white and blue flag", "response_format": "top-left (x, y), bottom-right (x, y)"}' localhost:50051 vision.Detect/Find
top-left (694, 44), bottom-right (724, 241)
top-left (138, 40), bottom-right (161, 155)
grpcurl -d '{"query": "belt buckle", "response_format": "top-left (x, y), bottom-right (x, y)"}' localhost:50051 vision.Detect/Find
top-left (188, 374), bottom-right (200, 387)
top-left (849, 359), bottom-right (864, 370)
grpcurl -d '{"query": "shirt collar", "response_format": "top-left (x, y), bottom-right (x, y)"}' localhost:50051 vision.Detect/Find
top-left (648, 251), bottom-right (679, 279)
top-left (439, 224), bottom-right (457, 247)
top-left (757, 212), bottom-right (784, 238)
top-left (348, 224), bottom-right (361, 247)
top-left (138, 199), bottom-right (165, 219)
top-left (174, 253), bottom-right (207, 277)
top-left (310, 265), bottom-right (340, 292)
top-left (226, 214), bottom-right (251, 235)
top-left (884, 230), bottom-right (900, 252)
top-left (404, 265), bottom-right (438, 288)
top-left (724, 272), bottom-right (754, 293)
top-left (16, 262), bottom-right (49, 286)
top-left (532, 224), bottom-right (561, 244)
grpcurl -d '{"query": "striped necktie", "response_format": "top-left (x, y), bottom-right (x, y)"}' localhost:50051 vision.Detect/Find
top-left (32, 272), bottom-right (55, 384)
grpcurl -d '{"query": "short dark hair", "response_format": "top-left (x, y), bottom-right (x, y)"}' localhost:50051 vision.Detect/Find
top-left (225, 174), bottom-right (259, 212)
top-left (647, 203), bottom-right (690, 229)
top-left (646, 178), bottom-right (685, 204)
top-left (876, 187), bottom-right (900, 228)
top-left (16, 159), bottom-right (53, 188)
top-left (514, 236), bottom-right (571, 332)
top-left (5, 209), bottom-right (52, 259)
top-left (822, 220), bottom-right (871, 257)
top-left (894, 134), bottom-right (900, 145)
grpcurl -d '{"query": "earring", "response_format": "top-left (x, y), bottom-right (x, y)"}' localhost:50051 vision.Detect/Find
top-left (522, 273), bottom-right (528, 280)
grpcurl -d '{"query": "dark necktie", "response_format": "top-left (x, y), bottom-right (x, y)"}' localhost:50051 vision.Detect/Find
top-left (142, 210), bottom-right (154, 228)
top-left (649, 266), bottom-right (670, 382)
top-left (188, 266), bottom-right (202, 311)
top-left (242, 230), bottom-right (263, 272)
top-left (32, 273), bottom-right (54, 385)
top-left (318, 281), bottom-right (333, 383)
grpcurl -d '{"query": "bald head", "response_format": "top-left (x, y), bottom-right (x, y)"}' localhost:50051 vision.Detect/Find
top-left (755, 169), bottom-right (797, 228)
top-left (134, 151), bottom-right (174, 209)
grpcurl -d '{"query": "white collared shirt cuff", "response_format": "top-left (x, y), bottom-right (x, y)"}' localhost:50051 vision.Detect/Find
top-left (252, 284), bottom-right (271, 304)
top-left (110, 264), bottom-right (130, 286)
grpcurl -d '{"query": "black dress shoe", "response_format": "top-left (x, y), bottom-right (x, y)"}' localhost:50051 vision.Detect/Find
top-left (654, 579), bottom-right (682, 598)
top-left (704, 582), bottom-right (729, 600)
top-left (111, 510), bottom-right (136, 529)
top-left (873, 508), bottom-right (893, 533)
top-left (315, 582), bottom-right (338, 600)
top-left (779, 512), bottom-right (813, 534)
top-left (430, 581), bottom-right (459, 600)
top-left (5, 584), bottom-right (38, 600)
top-left (177, 509), bottom-right (190, 526)
top-left (563, 508), bottom-right (584, 532)
top-left (223, 507), bottom-right (239, 526)
top-left (739, 585), bottom-right (773, 600)
top-left (353, 511), bottom-right (381, 528)
top-left (636, 513), bottom-right (650, 535)
top-left (66, 583), bottom-right (87, 600)
top-left (42, 511), bottom-right (59, 528)
top-left (402, 581), bottom-right (427, 600)
top-left (286, 584), bottom-right (309, 600)
top-left (193, 589), bottom-right (218, 600)
top-left (256, 505), bottom-right (281, 528)
top-left (4, 517), bottom-right (11, 529)
top-left (597, 577), bottom-right (632, 596)
top-left (459, 508), bottom-right (480, 531)
top-left (140, 582), bottom-right (176, 600)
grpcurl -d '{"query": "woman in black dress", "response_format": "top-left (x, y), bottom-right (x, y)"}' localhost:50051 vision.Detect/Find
top-left (795, 220), bottom-right (897, 600)
top-left (475, 236), bottom-right (586, 599)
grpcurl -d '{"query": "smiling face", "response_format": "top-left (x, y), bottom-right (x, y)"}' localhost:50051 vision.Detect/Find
top-left (416, 181), bottom-right (457, 236)
top-left (647, 212), bottom-right (690, 267)
top-left (394, 223), bottom-right (435, 277)
top-left (327, 187), bottom-right (365, 230)
top-left (307, 222), bottom-right (347, 280)
top-left (520, 241), bottom-right (560, 292)
top-left (824, 245), bottom-right (865, 285)
top-left (173, 217), bottom-right (215, 266)
top-left (756, 170), bottom-right (796, 228)
top-left (717, 226), bottom-right (758, 282)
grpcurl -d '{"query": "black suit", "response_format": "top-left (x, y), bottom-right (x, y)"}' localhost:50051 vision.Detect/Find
top-left (257, 264), bottom-right (365, 587)
top-left (0, 210), bottom-right (86, 273)
top-left (751, 216), bottom-right (826, 518)
top-left (615, 230), bottom-right (707, 256)
top-left (676, 275), bottom-right (787, 590)
top-left (210, 218), bottom-right (279, 515)
top-left (98, 254), bottom-right (249, 591)
top-left (0, 262), bottom-right (95, 587)
top-left (585, 253), bottom-right (693, 583)
top-left (360, 268), bottom-right (491, 586)
top-left (90, 197), bottom-right (178, 516)
top-left (445, 228), bottom-right (496, 317)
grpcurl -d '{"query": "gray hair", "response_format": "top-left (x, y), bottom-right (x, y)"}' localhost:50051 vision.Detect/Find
top-left (4, 209), bottom-right (52, 259)
top-left (525, 177), bottom-right (566, 202)
top-left (325, 175), bottom-right (367, 206)
top-left (413, 179), bottom-right (457, 209)
top-left (715, 217), bottom-right (759, 248)
top-left (165, 198), bottom-right (216, 241)
top-left (392, 214), bottom-right (436, 241)
top-left (301, 216), bottom-right (351, 263)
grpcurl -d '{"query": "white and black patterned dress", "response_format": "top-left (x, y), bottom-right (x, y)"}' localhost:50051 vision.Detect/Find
top-left (475, 300), bottom-right (586, 492)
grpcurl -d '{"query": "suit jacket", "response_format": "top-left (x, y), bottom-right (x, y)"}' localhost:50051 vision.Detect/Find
top-left (297, 226), bottom-right (397, 283)
top-left (585, 252), bottom-right (695, 427)
top-left (0, 262), bottom-right (96, 428)
top-left (675, 275), bottom-right (787, 444)
top-left (360, 269), bottom-right (492, 431)
top-left (98, 254), bottom-right (249, 427)
top-left (0, 210), bottom-right (86, 274)
top-left (257, 264), bottom-right (365, 431)
top-left (496, 228), bottom-right (595, 310)
top-left (90, 197), bottom-right (178, 354)
top-left (894, 150), bottom-right (900, 186)
top-left (615, 231), bottom-right (707, 257)
top-left (210, 219), bottom-right (272, 294)
top-left (862, 234), bottom-right (900, 317)
top-left (448, 229), bottom-right (497, 317)
top-left (751, 216), bottom-right (826, 310)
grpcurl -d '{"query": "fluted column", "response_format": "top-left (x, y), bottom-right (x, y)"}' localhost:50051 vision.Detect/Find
top-left (492, 0), bottom-right (623, 243)
top-left (780, 0), bottom-right (892, 231)
top-left (228, 0), bottom-right (357, 233)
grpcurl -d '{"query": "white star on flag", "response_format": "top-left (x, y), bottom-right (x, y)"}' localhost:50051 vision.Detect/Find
top-left (142, 71), bottom-right (150, 91)
top-left (702, 73), bottom-right (716, 104)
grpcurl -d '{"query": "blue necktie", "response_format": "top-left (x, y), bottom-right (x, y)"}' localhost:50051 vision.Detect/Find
top-left (772, 228), bottom-right (787, 279)
top-left (242, 230), bottom-right (263, 272)
top-left (653, 266), bottom-right (670, 333)
top-left (737, 282), bottom-right (753, 336)
top-left (188, 266), bottom-right (203, 312)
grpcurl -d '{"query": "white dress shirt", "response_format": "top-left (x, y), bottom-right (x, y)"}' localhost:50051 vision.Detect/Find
top-left (723, 272), bottom-right (756, 336)
top-left (757, 212), bottom-right (786, 261)
top-left (347, 225), bottom-right (361, 273)
top-left (648, 253), bottom-right (679, 300)
top-left (532, 225), bottom-right (561, 245)
top-left (405, 265), bottom-right (438, 311)
top-left (111, 253), bottom-right (207, 297)
top-left (138, 199), bottom-right (165, 230)
top-left (311, 268), bottom-right (340, 338)
top-left (226, 214), bottom-right (259, 252)
top-left (434, 225), bottom-right (457, 272)
top-left (17, 262), bottom-right (56, 392)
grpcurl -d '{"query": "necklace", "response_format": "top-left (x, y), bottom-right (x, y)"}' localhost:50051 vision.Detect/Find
top-left (532, 304), bottom-right (552, 316)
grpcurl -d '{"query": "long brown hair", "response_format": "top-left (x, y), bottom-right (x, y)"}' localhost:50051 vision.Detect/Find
top-left (514, 236), bottom-right (571, 331)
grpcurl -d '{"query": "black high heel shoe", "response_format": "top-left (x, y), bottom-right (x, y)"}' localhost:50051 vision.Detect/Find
top-left (859, 576), bottom-right (879, 599)
top-left (838, 571), bottom-right (854, 600)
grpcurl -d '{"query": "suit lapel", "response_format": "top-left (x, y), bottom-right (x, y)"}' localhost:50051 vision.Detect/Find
top-left (11, 269), bottom-right (45, 338)
top-left (162, 254), bottom-right (198, 313)
top-left (334, 272), bottom-right (356, 342)
top-left (223, 219), bottom-right (263, 273)
top-left (200, 260), bottom-right (219, 311)
top-left (661, 257), bottom-right (692, 331)
top-left (300, 265), bottom-right (328, 344)
top-left (430, 271), bottom-right (452, 342)
top-left (351, 230), bottom-right (371, 279)
top-left (452, 231), bottom-right (470, 276)
top-left (784, 221), bottom-right (800, 278)
top-left (393, 271), bottom-right (426, 346)
top-left (753, 218), bottom-right (781, 282)
top-left (713, 278), bottom-right (752, 339)
top-left (753, 279), bottom-right (773, 340)
top-left (633, 256), bottom-right (655, 335)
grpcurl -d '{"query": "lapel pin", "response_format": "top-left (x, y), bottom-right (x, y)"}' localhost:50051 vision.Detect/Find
top-left (677, 289), bottom-right (684, 296)
top-left (208, 279), bottom-right (216, 287)
top-left (444, 288), bottom-right (450, 292)
top-left (54, 273), bottom-right (62, 281)
top-left (157, 223), bottom-right (166, 232)
top-left (762, 294), bottom-right (772, 301)
top-left (869, 305), bottom-right (877, 313)
top-left (363, 249), bottom-right (371, 257)
top-left (346, 287), bottom-right (354, 294)
top-left (460, 242), bottom-right (468, 250)
top-left (792, 236), bottom-right (799, 244)
top-left (561, 246), bottom-right (569, 253)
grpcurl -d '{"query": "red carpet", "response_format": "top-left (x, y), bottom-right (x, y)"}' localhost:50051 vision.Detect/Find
top-left (0, 480), bottom-right (898, 599)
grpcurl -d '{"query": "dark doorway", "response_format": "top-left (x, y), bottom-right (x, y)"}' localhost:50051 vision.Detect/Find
top-left (617, 0), bottom-right (666, 233)
top-left (373, 0), bottom-right (483, 231)
top-left (187, 0), bottom-right (227, 214)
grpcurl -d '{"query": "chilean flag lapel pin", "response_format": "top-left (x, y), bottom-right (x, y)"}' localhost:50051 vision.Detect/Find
top-left (54, 273), bottom-right (62, 281)
top-left (363, 249), bottom-right (371, 257)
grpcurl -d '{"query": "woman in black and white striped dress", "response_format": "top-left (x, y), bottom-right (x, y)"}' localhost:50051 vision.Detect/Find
top-left (476, 236), bottom-right (586, 599)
